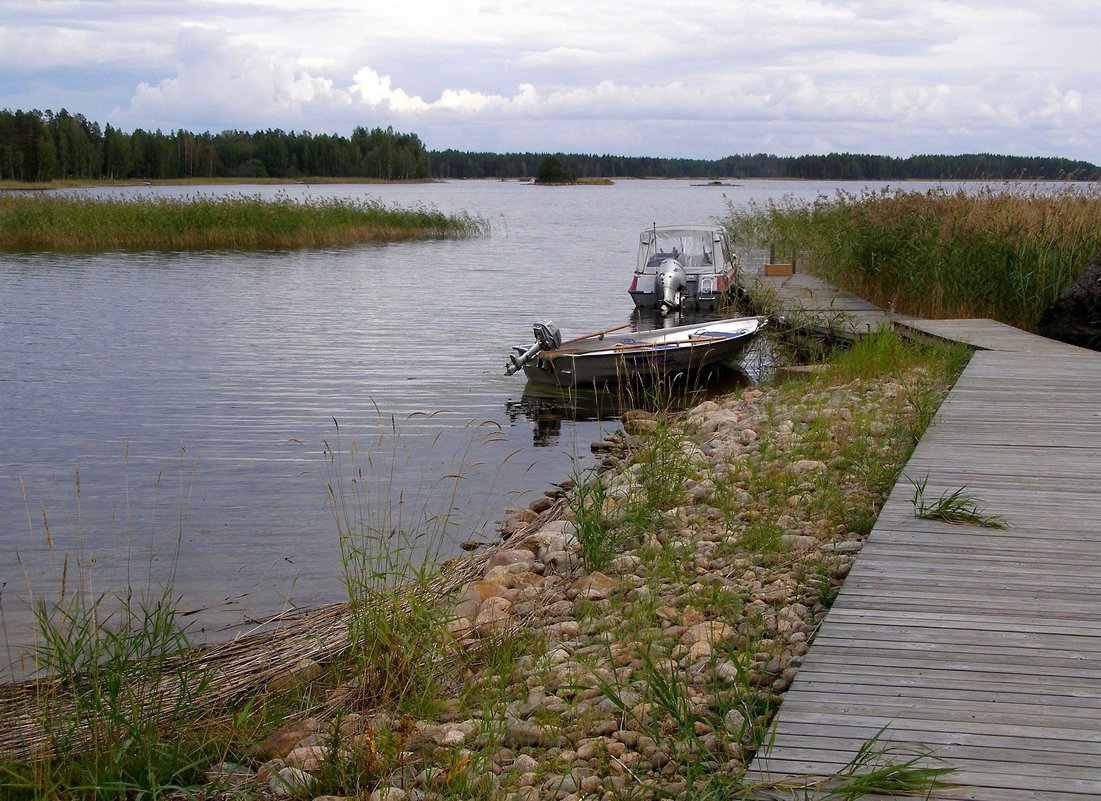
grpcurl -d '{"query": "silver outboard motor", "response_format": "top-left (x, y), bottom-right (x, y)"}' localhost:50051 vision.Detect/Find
top-left (656, 259), bottom-right (687, 314)
top-left (506, 321), bottom-right (562, 375)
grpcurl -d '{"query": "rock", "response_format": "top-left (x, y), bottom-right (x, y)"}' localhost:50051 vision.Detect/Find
top-left (543, 620), bottom-right (581, 641)
top-left (570, 572), bottom-right (617, 600)
top-left (543, 549), bottom-right (578, 574)
top-left (486, 548), bottom-right (536, 571)
top-left (268, 766), bottom-right (313, 798)
top-left (454, 579), bottom-right (509, 619)
top-left (682, 621), bottom-right (736, 646)
top-left (694, 408), bottom-right (741, 436)
top-left (257, 718), bottom-right (318, 759)
top-left (791, 459), bottom-right (826, 474)
top-left (829, 539), bottom-right (863, 554)
top-left (284, 744), bottom-right (330, 770)
top-left (458, 580), bottom-right (508, 602)
top-left (484, 565), bottom-right (543, 590)
top-left (474, 596), bottom-right (513, 638)
top-left (724, 708), bottom-right (747, 736)
top-left (1038, 246), bottom-right (1101, 349)
top-left (687, 640), bottom-right (713, 661)
top-left (505, 507), bottom-right (540, 524)
top-left (265, 658), bottom-right (324, 693)
top-left (369, 787), bottom-right (409, 801)
top-left (775, 363), bottom-right (830, 382)
top-left (780, 534), bottom-right (819, 552)
top-left (622, 414), bottom-right (660, 435)
top-left (446, 616), bottom-right (475, 639)
top-left (420, 722), bottom-right (473, 748)
top-left (529, 496), bottom-right (556, 514)
top-left (527, 521), bottom-right (580, 558)
top-left (714, 660), bottom-right (741, 682)
top-left (503, 722), bottom-right (549, 748)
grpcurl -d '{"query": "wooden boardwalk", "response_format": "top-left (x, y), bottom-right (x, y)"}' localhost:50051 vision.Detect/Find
top-left (742, 272), bottom-right (1101, 799)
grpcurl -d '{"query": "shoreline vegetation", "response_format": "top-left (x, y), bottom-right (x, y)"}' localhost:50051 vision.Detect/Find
top-left (0, 327), bottom-right (968, 800)
top-left (726, 183), bottom-right (1101, 332)
top-left (0, 193), bottom-right (488, 251)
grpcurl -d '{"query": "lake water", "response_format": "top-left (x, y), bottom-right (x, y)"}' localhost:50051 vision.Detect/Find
top-left (0, 178), bottom-right (909, 677)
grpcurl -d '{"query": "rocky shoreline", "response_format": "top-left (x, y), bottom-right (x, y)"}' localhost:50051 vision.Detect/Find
top-left (199, 359), bottom-right (951, 800)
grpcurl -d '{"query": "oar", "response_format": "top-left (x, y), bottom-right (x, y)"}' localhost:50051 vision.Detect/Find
top-left (546, 335), bottom-right (733, 357)
top-left (561, 321), bottom-right (634, 346)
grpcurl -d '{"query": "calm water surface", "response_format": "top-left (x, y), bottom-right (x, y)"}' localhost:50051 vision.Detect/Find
top-left (0, 178), bottom-right (906, 676)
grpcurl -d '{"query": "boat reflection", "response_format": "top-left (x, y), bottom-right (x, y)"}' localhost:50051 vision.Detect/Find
top-left (506, 363), bottom-right (751, 447)
top-left (631, 305), bottom-right (725, 332)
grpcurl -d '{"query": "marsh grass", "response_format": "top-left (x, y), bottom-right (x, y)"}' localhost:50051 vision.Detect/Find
top-left (726, 184), bottom-right (1101, 330)
top-left (569, 375), bottom-right (724, 571)
top-left (750, 726), bottom-right (954, 800)
top-left (909, 474), bottom-right (1008, 528)
top-left (567, 466), bottom-right (621, 572)
top-left (322, 414), bottom-right (510, 716)
top-left (0, 192), bottom-right (487, 252)
top-left (1, 455), bottom-right (214, 799)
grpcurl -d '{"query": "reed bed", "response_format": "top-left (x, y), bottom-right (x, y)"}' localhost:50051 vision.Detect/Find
top-left (0, 193), bottom-right (487, 251)
top-left (0, 530), bottom-right (512, 765)
top-left (727, 184), bottom-right (1101, 330)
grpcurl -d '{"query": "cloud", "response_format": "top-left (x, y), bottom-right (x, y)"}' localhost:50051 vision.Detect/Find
top-left (4, 0), bottom-right (1099, 161)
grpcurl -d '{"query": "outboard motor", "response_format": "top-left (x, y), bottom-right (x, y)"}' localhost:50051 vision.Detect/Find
top-left (656, 259), bottom-right (687, 315)
top-left (506, 321), bottom-right (562, 375)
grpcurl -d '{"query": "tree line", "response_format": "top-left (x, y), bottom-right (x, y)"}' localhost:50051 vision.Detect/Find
top-left (2, 108), bottom-right (1098, 183)
top-left (0, 109), bottom-right (429, 182)
top-left (433, 150), bottom-right (1101, 181)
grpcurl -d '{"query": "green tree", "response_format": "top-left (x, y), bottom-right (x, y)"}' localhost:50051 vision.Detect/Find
top-left (534, 155), bottom-right (575, 184)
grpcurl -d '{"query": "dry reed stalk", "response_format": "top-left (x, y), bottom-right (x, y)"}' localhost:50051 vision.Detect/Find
top-left (0, 500), bottom-right (567, 763)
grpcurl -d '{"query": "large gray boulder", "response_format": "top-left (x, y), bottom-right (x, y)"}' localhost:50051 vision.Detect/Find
top-left (1038, 247), bottom-right (1101, 350)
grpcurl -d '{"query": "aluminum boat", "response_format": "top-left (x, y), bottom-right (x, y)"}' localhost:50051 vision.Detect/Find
top-left (505, 316), bottom-right (766, 387)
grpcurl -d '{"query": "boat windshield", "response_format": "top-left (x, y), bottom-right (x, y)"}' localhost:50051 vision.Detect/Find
top-left (636, 227), bottom-right (719, 274)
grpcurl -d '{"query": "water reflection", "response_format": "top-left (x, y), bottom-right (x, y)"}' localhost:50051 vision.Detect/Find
top-left (506, 363), bottom-right (752, 447)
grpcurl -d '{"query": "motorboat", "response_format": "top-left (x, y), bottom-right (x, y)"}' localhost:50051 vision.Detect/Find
top-left (628, 224), bottom-right (739, 314)
top-left (505, 316), bottom-right (766, 387)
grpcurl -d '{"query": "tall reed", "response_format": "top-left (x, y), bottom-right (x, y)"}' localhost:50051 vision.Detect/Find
top-left (2, 455), bottom-right (212, 799)
top-left (727, 184), bottom-right (1101, 330)
top-left (0, 193), bottom-right (487, 252)
top-left (322, 414), bottom-right (506, 715)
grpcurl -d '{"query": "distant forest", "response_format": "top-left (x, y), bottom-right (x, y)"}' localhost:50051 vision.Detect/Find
top-left (3, 108), bottom-right (1099, 183)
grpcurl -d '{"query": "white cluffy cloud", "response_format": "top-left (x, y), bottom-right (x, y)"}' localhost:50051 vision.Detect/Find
top-left (2, 0), bottom-right (1099, 161)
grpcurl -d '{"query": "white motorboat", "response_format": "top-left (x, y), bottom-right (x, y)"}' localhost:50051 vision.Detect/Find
top-left (628, 224), bottom-right (740, 314)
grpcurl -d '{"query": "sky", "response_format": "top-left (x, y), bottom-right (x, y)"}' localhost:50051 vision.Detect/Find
top-left (2, 0), bottom-right (1099, 163)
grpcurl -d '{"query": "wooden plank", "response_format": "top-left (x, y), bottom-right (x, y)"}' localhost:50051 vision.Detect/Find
top-left (748, 756), bottom-right (1101, 798)
top-left (772, 719), bottom-right (1101, 754)
top-left (753, 744), bottom-right (1101, 780)
top-left (740, 278), bottom-right (1101, 800)
top-left (798, 648), bottom-right (1101, 680)
top-left (787, 674), bottom-right (1101, 705)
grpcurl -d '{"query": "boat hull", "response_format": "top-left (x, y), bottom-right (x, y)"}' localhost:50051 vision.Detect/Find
top-left (521, 316), bottom-right (765, 388)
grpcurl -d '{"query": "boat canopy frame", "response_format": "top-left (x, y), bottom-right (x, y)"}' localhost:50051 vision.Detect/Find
top-left (635, 225), bottom-right (734, 276)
